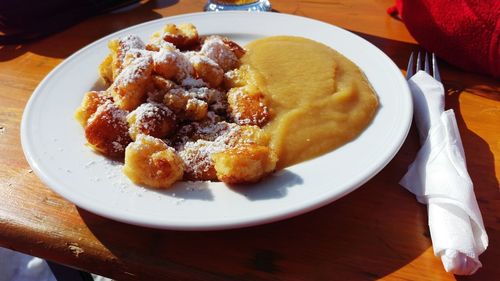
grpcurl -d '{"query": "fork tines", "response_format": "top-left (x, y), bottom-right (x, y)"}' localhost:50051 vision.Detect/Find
top-left (406, 51), bottom-right (441, 82)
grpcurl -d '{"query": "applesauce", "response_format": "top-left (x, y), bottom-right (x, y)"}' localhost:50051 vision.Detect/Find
top-left (241, 36), bottom-right (378, 169)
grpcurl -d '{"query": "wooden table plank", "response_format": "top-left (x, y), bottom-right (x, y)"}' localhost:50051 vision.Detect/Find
top-left (0, 0), bottom-right (498, 280)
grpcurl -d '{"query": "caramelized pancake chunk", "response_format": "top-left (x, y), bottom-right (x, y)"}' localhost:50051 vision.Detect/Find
top-left (85, 100), bottom-right (131, 158)
top-left (75, 91), bottom-right (112, 127)
top-left (227, 87), bottom-right (269, 126)
top-left (163, 88), bottom-right (210, 121)
top-left (213, 144), bottom-right (276, 184)
top-left (200, 36), bottom-right (240, 72)
top-left (152, 49), bottom-right (194, 82)
top-left (176, 122), bottom-right (276, 182)
top-left (222, 38), bottom-right (246, 58)
top-left (162, 23), bottom-right (199, 50)
top-left (109, 54), bottom-right (154, 111)
top-left (147, 23), bottom-right (199, 51)
top-left (99, 35), bottom-right (145, 85)
top-left (189, 54), bottom-right (224, 88)
top-left (127, 102), bottom-right (177, 140)
top-left (124, 135), bottom-right (184, 188)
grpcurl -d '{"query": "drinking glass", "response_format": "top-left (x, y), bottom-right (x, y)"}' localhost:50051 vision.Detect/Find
top-left (204, 0), bottom-right (271, 12)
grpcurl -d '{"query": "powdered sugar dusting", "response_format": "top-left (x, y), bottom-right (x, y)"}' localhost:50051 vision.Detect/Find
top-left (229, 89), bottom-right (269, 126)
top-left (189, 54), bottom-right (219, 67)
top-left (201, 36), bottom-right (238, 71)
top-left (127, 102), bottom-right (176, 139)
top-left (120, 35), bottom-right (145, 51)
top-left (177, 122), bottom-right (255, 179)
top-left (117, 35), bottom-right (145, 63)
top-left (130, 102), bottom-right (173, 127)
top-left (153, 49), bottom-right (176, 65)
top-left (181, 77), bottom-right (207, 88)
top-left (88, 100), bottom-right (127, 127)
top-left (112, 141), bottom-right (124, 151)
top-left (174, 52), bottom-right (195, 81)
top-left (114, 54), bottom-right (153, 86)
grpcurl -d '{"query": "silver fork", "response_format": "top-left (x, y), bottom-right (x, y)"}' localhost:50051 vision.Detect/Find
top-left (406, 52), bottom-right (441, 82)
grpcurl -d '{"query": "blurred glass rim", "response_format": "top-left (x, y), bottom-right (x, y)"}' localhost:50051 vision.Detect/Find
top-left (204, 0), bottom-right (271, 11)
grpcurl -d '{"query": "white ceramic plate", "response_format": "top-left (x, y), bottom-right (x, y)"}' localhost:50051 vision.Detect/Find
top-left (21, 12), bottom-right (412, 230)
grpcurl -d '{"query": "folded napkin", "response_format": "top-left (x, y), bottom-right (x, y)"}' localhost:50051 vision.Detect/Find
top-left (0, 247), bottom-right (56, 281)
top-left (400, 71), bottom-right (488, 275)
top-left (388, 0), bottom-right (500, 78)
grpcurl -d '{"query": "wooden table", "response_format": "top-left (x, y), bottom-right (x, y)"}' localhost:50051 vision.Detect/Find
top-left (1, 0), bottom-right (498, 280)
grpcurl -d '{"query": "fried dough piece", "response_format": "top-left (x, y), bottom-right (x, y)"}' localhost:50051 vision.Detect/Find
top-left (164, 87), bottom-right (225, 116)
top-left (227, 87), bottom-right (270, 127)
top-left (99, 35), bottom-right (145, 85)
top-left (98, 55), bottom-right (114, 85)
top-left (152, 49), bottom-right (194, 81)
top-left (227, 124), bottom-right (270, 146)
top-left (178, 140), bottom-right (218, 181)
top-left (163, 88), bottom-right (189, 114)
top-left (189, 54), bottom-right (224, 88)
top-left (223, 64), bottom-right (258, 90)
top-left (151, 75), bottom-right (178, 92)
top-left (148, 23), bottom-right (199, 51)
top-left (163, 88), bottom-right (209, 121)
top-left (185, 98), bottom-right (208, 121)
top-left (85, 100), bottom-right (131, 158)
top-left (222, 38), bottom-right (246, 59)
top-left (212, 143), bottom-right (277, 184)
top-left (212, 125), bottom-right (276, 183)
top-left (124, 135), bottom-right (184, 188)
top-left (146, 76), bottom-right (179, 103)
top-left (146, 34), bottom-right (177, 52)
top-left (109, 54), bottom-right (154, 111)
top-left (177, 122), bottom-right (276, 182)
top-left (176, 122), bottom-right (236, 181)
top-left (74, 91), bottom-right (112, 127)
top-left (127, 102), bottom-right (177, 140)
top-left (164, 23), bottom-right (199, 49)
top-left (200, 36), bottom-right (241, 72)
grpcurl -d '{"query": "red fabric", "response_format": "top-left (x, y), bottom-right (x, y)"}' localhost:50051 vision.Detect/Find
top-left (386, 5), bottom-right (398, 17)
top-left (390, 0), bottom-right (500, 78)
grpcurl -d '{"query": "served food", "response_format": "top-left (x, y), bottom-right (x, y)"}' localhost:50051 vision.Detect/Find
top-left (75, 23), bottom-right (378, 189)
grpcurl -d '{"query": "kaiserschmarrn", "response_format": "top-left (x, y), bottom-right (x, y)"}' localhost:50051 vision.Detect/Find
top-left (75, 23), bottom-right (276, 188)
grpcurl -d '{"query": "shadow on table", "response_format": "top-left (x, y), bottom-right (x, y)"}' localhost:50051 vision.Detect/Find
top-left (229, 170), bottom-right (303, 201)
top-left (78, 139), bottom-right (432, 280)
top-left (0, 0), bottom-right (179, 62)
top-left (76, 125), bottom-right (427, 280)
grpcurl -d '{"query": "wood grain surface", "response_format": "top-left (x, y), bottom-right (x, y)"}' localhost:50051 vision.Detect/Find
top-left (0, 0), bottom-right (499, 280)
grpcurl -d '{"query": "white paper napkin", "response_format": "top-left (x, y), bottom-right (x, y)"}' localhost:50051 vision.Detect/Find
top-left (0, 247), bottom-right (55, 281)
top-left (400, 71), bottom-right (488, 275)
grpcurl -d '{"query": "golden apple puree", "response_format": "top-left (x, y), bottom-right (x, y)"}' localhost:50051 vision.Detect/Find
top-left (241, 36), bottom-right (378, 169)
